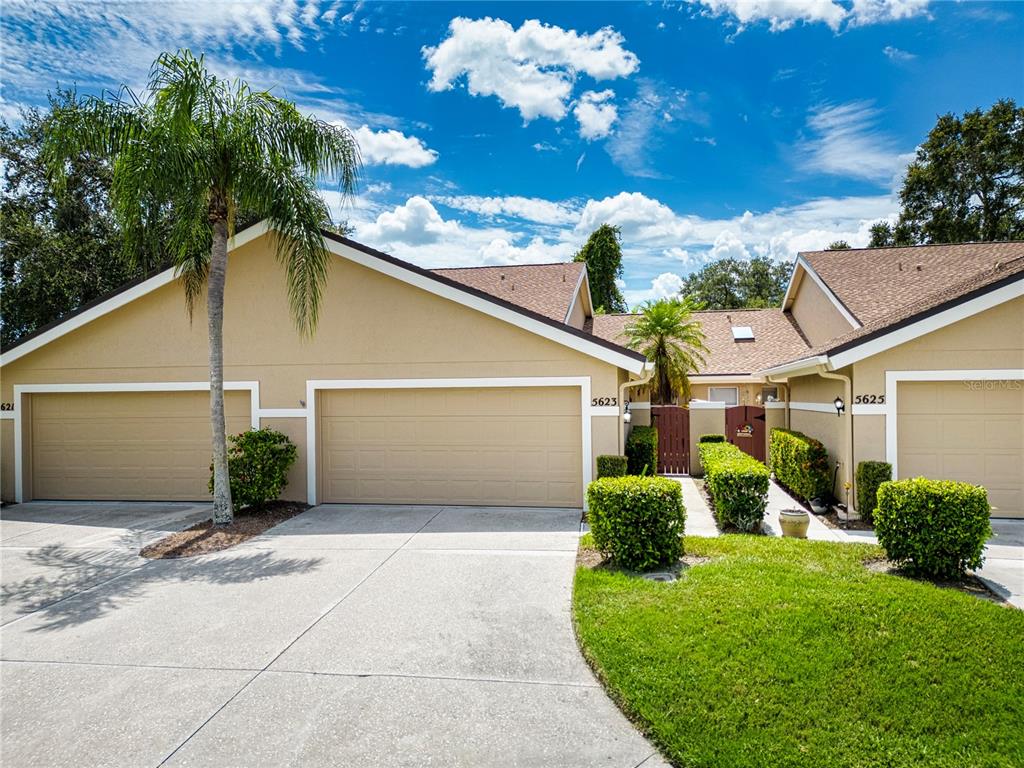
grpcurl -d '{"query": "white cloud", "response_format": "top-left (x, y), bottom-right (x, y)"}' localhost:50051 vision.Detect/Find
top-left (605, 80), bottom-right (691, 177)
top-left (574, 90), bottom-right (618, 140)
top-left (577, 191), bottom-right (694, 242)
top-left (651, 272), bottom-right (685, 299)
top-left (882, 45), bottom-right (916, 62)
top-left (692, 0), bottom-right (931, 32)
top-left (431, 195), bottom-right (580, 225)
top-left (351, 125), bottom-right (438, 167)
top-left (710, 231), bottom-right (750, 261)
top-left (532, 141), bottom-right (560, 152)
top-left (478, 237), bottom-right (575, 264)
top-left (357, 196), bottom-right (460, 246)
top-left (422, 17), bottom-right (638, 122)
top-left (800, 101), bottom-right (913, 184)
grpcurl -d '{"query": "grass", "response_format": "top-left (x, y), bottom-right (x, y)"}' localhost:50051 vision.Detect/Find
top-left (574, 535), bottom-right (1024, 768)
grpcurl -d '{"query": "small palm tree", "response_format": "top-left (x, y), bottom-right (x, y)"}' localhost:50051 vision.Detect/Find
top-left (625, 298), bottom-right (708, 404)
top-left (43, 51), bottom-right (360, 524)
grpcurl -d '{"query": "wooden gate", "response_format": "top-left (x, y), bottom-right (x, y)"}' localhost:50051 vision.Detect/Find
top-left (725, 405), bottom-right (766, 463)
top-left (651, 405), bottom-right (690, 474)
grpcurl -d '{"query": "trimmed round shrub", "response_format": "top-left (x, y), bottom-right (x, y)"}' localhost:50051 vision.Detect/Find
top-left (698, 433), bottom-right (726, 444)
top-left (210, 428), bottom-right (298, 512)
top-left (587, 476), bottom-right (685, 570)
top-left (625, 425), bottom-right (658, 475)
top-left (769, 428), bottom-right (831, 502)
top-left (855, 460), bottom-right (892, 524)
top-left (875, 478), bottom-right (991, 579)
top-left (699, 442), bottom-right (769, 532)
top-left (596, 454), bottom-right (629, 478)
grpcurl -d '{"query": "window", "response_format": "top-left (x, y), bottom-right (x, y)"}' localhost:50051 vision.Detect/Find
top-left (762, 386), bottom-right (779, 403)
top-left (708, 386), bottom-right (739, 406)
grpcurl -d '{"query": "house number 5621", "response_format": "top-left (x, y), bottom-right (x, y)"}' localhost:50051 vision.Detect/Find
top-left (591, 397), bottom-right (617, 407)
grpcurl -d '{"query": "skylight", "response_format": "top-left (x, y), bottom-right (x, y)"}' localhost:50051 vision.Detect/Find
top-left (732, 326), bottom-right (755, 341)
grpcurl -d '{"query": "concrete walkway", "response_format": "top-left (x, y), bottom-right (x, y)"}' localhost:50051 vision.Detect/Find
top-left (675, 476), bottom-right (1024, 608)
top-left (1, 502), bottom-right (667, 768)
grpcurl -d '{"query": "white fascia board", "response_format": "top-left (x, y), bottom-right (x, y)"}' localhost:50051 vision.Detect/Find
top-left (784, 256), bottom-right (861, 329)
top-left (1, 268), bottom-right (178, 366)
top-left (323, 238), bottom-right (647, 374)
top-left (829, 278), bottom-right (1024, 369)
top-left (758, 355), bottom-right (829, 379)
top-left (781, 259), bottom-right (803, 310)
top-left (563, 267), bottom-right (589, 324)
top-left (690, 374), bottom-right (765, 384)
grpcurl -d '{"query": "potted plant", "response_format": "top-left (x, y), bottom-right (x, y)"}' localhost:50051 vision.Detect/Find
top-left (779, 507), bottom-right (810, 538)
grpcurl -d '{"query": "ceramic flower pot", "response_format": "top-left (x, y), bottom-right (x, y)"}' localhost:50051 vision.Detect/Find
top-left (779, 508), bottom-right (810, 539)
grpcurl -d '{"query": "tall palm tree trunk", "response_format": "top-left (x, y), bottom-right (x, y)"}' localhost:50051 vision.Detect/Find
top-left (208, 217), bottom-right (233, 524)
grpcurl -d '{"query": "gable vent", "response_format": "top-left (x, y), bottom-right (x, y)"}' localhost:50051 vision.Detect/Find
top-left (731, 325), bottom-right (755, 341)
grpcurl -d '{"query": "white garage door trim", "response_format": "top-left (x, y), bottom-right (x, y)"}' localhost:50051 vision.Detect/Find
top-left (305, 377), bottom-right (593, 508)
top-left (11, 381), bottom-right (260, 503)
top-left (884, 369), bottom-right (1024, 478)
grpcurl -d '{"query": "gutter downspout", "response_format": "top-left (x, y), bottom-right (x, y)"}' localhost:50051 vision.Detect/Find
top-left (618, 362), bottom-right (655, 454)
top-left (817, 367), bottom-right (854, 509)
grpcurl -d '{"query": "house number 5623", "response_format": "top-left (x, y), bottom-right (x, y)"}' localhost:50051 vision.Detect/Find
top-left (591, 397), bottom-right (617, 407)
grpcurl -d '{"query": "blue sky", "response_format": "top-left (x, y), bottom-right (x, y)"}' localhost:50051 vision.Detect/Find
top-left (3, 1), bottom-right (1022, 305)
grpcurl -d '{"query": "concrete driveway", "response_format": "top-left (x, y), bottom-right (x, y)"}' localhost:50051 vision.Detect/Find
top-left (0, 502), bottom-right (666, 768)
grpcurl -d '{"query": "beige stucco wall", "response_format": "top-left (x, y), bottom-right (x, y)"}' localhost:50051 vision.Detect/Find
top-left (688, 407), bottom-right (726, 476)
top-left (788, 270), bottom-right (857, 348)
top-left (690, 382), bottom-right (768, 406)
top-left (0, 233), bottom-right (626, 503)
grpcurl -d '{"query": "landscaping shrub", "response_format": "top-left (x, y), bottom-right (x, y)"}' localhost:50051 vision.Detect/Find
top-left (699, 442), bottom-right (769, 532)
top-left (875, 478), bottom-right (991, 579)
top-left (210, 428), bottom-right (298, 512)
top-left (586, 476), bottom-right (685, 570)
top-left (855, 460), bottom-right (892, 524)
top-left (625, 425), bottom-right (658, 475)
top-left (698, 433), bottom-right (725, 444)
top-left (769, 428), bottom-right (831, 502)
top-left (596, 455), bottom-right (629, 478)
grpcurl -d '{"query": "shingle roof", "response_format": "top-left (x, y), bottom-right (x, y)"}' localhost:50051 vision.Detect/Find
top-left (810, 251), bottom-right (1024, 358)
top-left (432, 262), bottom-right (585, 322)
top-left (801, 241), bottom-right (1024, 325)
top-left (585, 308), bottom-right (811, 375)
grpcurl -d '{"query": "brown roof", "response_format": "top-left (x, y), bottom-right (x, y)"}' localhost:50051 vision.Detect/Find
top-left (432, 262), bottom-right (585, 322)
top-left (801, 241), bottom-right (1024, 326)
top-left (810, 251), bottom-right (1024, 358)
top-left (586, 308), bottom-right (811, 375)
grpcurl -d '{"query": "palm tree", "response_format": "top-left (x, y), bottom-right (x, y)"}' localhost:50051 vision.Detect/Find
top-left (625, 298), bottom-right (708, 404)
top-left (43, 51), bottom-right (360, 524)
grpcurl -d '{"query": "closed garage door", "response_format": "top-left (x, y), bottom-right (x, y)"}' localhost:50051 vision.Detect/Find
top-left (898, 381), bottom-right (1024, 518)
top-left (319, 387), bottom-right (582, 507)
top-left (31, 391), bottom-right (251, 500)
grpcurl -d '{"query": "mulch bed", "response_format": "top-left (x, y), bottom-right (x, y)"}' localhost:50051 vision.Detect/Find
top-left (818, 508), bottom-right (874, 531)
top-left (140, 500), bottom-right (309, 559)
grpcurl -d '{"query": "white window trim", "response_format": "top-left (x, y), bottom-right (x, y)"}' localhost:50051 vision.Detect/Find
top-left (708, 386), bottom-right (740, 406)
top-left (830, 279), bottom-right (1024, 369)
top-left (781, 256), bottom-right (861, 329)
top-left (304, 377), bottom-right (596, 509)
top-left (884, 368), bottom-right (1024, 478)
top-left (11, 381), bottom-right (260, 503)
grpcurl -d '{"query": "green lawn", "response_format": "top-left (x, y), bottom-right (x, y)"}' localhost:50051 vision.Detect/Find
top-left (574, 535), bottom-right (1024, 768)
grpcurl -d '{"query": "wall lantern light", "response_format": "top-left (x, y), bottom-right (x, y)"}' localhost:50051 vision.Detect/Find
top-left (833, 396), bottom-right (845, 417)
top-left (623, 402), bottom-right (632, 423)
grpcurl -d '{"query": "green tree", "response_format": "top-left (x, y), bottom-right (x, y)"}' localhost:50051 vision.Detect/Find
top-left (574, 223), bottom-right (627, 313)
top-left (680, 255), bottom-right (789, 309)
top-left (624, 298), bottom-right (708, 404)
top-left (869, 99), bottom-right (1024, 245)
top-left (826, 240), bottom-right (851, 250)
top-left (1, 93), bottom-right (145, 348)
top-left (44, 51), bottom-right (360, 524)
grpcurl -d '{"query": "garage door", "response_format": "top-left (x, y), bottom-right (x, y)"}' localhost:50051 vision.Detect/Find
top-left (898, 381), bottom-right (1024, 518)
top-left (31, 391), bottom-right (251, 500)
top-left (319, 387), bottom-right (582, 507)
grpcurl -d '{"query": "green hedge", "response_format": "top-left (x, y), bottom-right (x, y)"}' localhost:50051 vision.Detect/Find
top-left (587, 476), bottom-right (685, 570)
top-left (769, 428), bottom-right (831, 502)
top-left (596, 455), bottom-right (629, 478)
top-left (875, 478), bottom-right (991, 579)
top-left (856, 461), bottom-right (892, 524)
top-left (210, 428), bottom-right (297, 512)
top-left (698, 433), bottom-right (725, 444)
top-left (698, 442), bottom-right (769, 532)
top-left (625, 426), bottom-right (658, 475)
